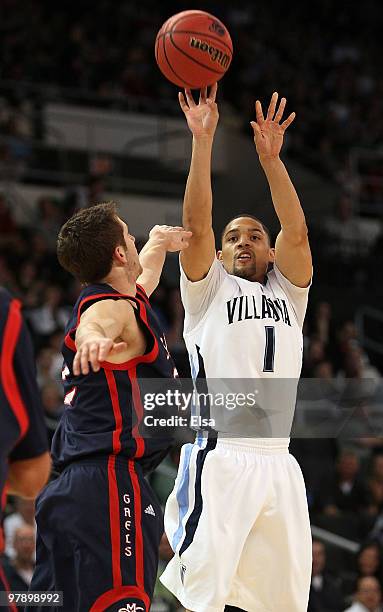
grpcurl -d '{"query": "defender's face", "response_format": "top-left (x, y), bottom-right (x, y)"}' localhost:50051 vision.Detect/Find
top-left (219, 217), bottom-right (274, 282)
top-left (118, 218), bottom-right (143, 278)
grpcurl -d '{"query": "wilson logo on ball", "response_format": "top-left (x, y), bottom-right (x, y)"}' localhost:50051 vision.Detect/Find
top-left (155, 9), bottom-right (233, 88)
top-left (209, 20), bottom-right (226, 36)
top-left (189, 37), bottom-right (231, 68)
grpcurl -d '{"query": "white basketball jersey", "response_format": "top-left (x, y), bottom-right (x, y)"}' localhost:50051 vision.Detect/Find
top-left (180, 258), bottom-right (311, 437)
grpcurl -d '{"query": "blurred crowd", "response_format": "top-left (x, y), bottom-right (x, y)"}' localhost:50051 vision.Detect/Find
top-left (1, 0), bottom-right (383, 201)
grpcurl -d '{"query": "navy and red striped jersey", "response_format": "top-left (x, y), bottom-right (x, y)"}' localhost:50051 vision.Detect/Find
top-left (51, 283), bottom-right (181, 475)
top-left (0, 288), bottom-right (49, 553)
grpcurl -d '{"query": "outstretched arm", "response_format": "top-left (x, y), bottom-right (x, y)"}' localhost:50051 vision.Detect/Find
top-left (251, 93), bottom-right (312, 287)
top-left (179, 85), bottom-right (219, 281)
top-left (137, 225), bottom-right (191, 296)
top-left (74, 299), bottom-right (130, 375)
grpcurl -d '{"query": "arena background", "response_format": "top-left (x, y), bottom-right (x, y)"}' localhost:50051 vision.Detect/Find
top-left (1, 1), bottom-right (383, 610)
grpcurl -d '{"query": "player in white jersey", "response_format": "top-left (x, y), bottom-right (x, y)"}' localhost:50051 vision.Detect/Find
top-left (160, 85), bottom-right (313, 611)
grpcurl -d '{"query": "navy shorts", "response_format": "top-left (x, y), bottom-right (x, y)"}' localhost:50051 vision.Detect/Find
top-left (27, 456), bottom-right (163, 612)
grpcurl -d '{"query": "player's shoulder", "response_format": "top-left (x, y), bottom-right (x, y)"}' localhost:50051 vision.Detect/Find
top-left (262, 268), bottom-right (293, 303)
top-left (264, 267), bottom-right (279, 288)
top-left (80, 294), bottom-right (135, 321)
top-left (76, 283), bottom-right (139, 318)
top-left (265, 266), bottom-right (289, 292)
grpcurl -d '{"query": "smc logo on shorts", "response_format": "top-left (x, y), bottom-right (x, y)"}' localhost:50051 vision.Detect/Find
top-left (118, 604), bottom-right (144, 612)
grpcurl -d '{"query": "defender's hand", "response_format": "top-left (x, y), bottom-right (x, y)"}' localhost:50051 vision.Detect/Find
top-left (179, 83), bottom-right (219, 139)
top-left (73, 338), bottom-right (128, 375)
top-left (148, 225), bottom-right (192, 252)
top-left (250, 92), bottom-right (295, 162)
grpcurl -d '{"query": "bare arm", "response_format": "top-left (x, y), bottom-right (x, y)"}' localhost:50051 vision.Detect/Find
top-left (251, 93), bottom-right (312, 287)
top-left (7, 452), bottom-right (51, 498)
top-left (74, 299), bottom-right (131, 375)
top-left (137, 225), bottom-right (191, 296)
top-left (178, 86), bottom-right (219, 281)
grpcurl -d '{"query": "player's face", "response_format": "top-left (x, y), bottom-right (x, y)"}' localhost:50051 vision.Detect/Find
top-left (117, 218), bottom-right (143, 279)
top-left (218, 218), bottom-right (274, 281)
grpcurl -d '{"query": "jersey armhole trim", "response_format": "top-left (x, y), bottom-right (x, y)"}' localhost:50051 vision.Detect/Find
top-left (64, 293), bottom-right (159, 369)
top-left (99, 299), bottom-right (159, 370)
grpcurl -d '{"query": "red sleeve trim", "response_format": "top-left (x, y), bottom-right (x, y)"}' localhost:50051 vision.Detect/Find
top-left (64, 291), bottom-right (140, 354)
top-left (0, 299), bottom-right (29, 440)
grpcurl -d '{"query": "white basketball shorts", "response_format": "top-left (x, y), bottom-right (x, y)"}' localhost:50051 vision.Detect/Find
top-left (160, 436), bottom-right (312, 612)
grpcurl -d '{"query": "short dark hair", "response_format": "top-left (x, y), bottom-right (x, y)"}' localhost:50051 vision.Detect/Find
top-left (57, 202), bottom-right (125, 283)
top-left (221, 214), bottom-right (272, 244)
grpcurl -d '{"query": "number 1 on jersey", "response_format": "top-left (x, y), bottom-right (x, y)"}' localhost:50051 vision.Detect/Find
top-left (263, 326), bottom-right (275, 372)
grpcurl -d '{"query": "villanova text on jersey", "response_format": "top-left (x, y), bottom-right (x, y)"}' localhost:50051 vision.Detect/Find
top-left (226, 294), bottom-right (291, 326)
top-left (52, 283), bottom-right (181, 475)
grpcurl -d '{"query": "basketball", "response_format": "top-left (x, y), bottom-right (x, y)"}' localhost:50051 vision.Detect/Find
top-left (155, 10), bottom-right (233, 89)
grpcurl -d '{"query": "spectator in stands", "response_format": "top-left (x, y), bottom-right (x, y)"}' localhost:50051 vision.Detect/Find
top-left (337, 346), bottom-right (381, 384)
top-left (356, 543), bottom-right (383, 583)
top-left (308, 539), bottom-right (345, 611)
top-left (313, 361), bottom-right (335, 380)
top-left (319, 450), bottom-right (368, 515)
top-left (365, 478), bottom-right (383, 518)
top-left (335, 346), bottom-right (382, 443)
top-left (27, 285), bottom-right (70, 343)
top-left (302, 337), bottom-right (327, 377)
top-left (74, 174), bottom-right (107, 211)
top-left (311, 302), bottom-right (334, 349)
top-left (17, 261), bottom-right (39, 295)
top-left (318, 193), bottom-right (381, 288)
top-left (344, 576), bottom-right (383, 611)
top-left (36, 347), bottom-right (59, 388)
top-left (3, 498), bottom-right (36, 561)
top-left (3, 524), bottom-right (35, 592)
top-left (322, 194), bottom-right (380, 262)
top-left (36, 195), bottom-right (63, 250)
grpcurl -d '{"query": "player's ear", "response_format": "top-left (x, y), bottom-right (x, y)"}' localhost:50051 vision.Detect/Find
top-left (217, 250), bottom-right (223, 261)
top-left (268, 247), bottom-right (275, 262)
top-left (114, 245), bottom-right (127, 264)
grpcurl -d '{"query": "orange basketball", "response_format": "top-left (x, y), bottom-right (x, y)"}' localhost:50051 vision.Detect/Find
top-left (155, 10), bottom-right (233, 89)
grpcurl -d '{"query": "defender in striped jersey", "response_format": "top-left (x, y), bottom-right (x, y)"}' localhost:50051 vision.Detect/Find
top-left (28, 203), bottom-right (191, 612)
top-left (0, 288), bottom-right (50, 612)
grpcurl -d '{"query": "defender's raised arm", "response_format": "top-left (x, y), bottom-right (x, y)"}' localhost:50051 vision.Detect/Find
top-left (137, 224), bottom-right (191, 295)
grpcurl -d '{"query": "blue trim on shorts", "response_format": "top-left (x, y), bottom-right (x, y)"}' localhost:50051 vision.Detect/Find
top-left (179, 436), bottom-right (217, 556)
top-left (172, 443), bottom-right (194, 552)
